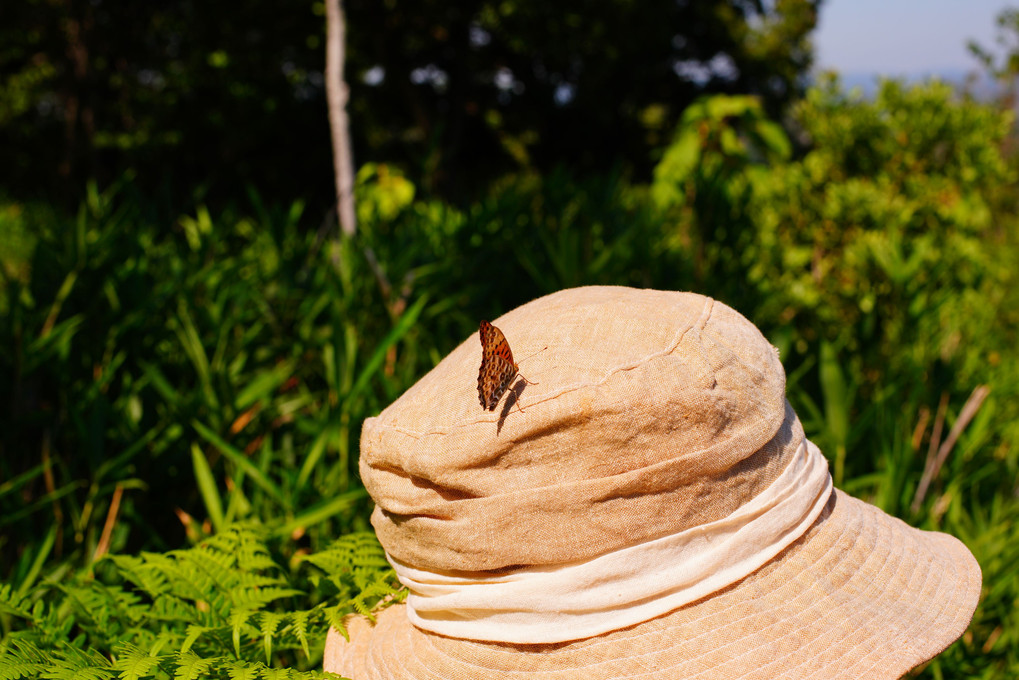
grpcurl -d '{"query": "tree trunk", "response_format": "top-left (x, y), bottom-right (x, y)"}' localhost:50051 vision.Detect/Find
top-left (325, 0), bottom-right (356, 236)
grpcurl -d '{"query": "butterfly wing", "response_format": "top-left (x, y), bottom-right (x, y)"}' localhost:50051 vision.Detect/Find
top-left (478, 321), bottom-right (519, 411)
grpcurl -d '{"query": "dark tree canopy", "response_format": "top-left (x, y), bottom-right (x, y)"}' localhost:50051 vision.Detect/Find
top-left (0, 0), bottom-right (821, 207)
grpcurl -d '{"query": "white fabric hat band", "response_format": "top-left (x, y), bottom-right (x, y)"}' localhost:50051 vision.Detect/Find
top-left (389, 437), bottom-right (834, 644)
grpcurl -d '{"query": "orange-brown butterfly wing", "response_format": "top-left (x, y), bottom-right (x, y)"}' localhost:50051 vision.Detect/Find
top-left (478, 321), bottom-right (519, 411)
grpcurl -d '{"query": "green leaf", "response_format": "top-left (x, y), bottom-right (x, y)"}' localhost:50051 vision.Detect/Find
top-left (295, 426), bottom-right (332, 492)
top-left (139, 361), bottom-right (182, 403)
top-left (222, 660), bottom-right (262, 680)
top-left (191, 444), bottom-right (225, 532)
top-left (235, 360), bottom-right (297, 411)
top-left (346, 295), bottom-right (429, 404)
top-left (0, 583), bottom-right (33, 619)
top-left (180, 624), bottom-right (211, 654)
top-left (191, 421), bottom-right (284, 505)
top-left (173, 650), bottom-right (216, 680)
top-left (289, 609), bottom-right (312, 660)
top-left (15, 525), bottom-right (56, 598)
top-left (229, 609), bottom-right (255, 658)
top-left (276, 489), bottom-right (368, 537)
top-left (259, 612), bottom-right (284, 664)
top-left (174, 299), bottom-right (218, 409)
top-left (112, 642), bottom-right (163, 680)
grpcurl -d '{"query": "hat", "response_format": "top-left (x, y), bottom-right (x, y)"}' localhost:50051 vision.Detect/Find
top-left (324, 287), bottom-right (981, 679)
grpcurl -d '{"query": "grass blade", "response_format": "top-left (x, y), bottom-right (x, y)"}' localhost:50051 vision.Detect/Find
top-left (191, 444), bottom-right (225, 533)
top-left (276, 489), bottom-right (368, 537)
top-left (191, 421), bottom-right (284, 505)
top-left (346, 295), bottom-right (429, 405)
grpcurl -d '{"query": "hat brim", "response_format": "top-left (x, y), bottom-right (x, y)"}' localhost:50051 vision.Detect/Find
top-left (324, 490), bottom-right (981, 680)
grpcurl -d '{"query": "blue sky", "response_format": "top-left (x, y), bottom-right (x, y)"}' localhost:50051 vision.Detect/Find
top-left (813, 0), bottom-right (1011, 76)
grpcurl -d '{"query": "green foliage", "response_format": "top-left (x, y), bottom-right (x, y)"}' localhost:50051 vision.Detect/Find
top-left (742, 79), bottom-right (1019, 472)
top-left (750, 78), bottom-right (1013, 346)
top-left (651, 94), bottom-right (792, 300)
top-left (0, 179), bottom-right (447, 582)
top-left (0, 525), bottom-right (401, 678)
top-left (4, 76), bottom-right (1019, 678)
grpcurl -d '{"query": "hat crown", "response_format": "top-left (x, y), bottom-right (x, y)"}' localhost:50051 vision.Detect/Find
top-left (361, 286), bottom-right (789, 572)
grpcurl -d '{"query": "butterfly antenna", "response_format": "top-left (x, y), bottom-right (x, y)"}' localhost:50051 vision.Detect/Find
top-left (517, 344), bottom-right (549, 367)
top-left (516, 344), bottom-right (547, 387)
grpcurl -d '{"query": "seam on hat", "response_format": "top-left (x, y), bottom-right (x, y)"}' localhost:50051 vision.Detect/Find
top-left (784, 514), bottom-right (902, 678)
top-left (848, 530), bottom-right (966, 679)
top-left (683, 497), bottom-right (849, 675)
top-left (838, 522), bottom-right (932, 678)
top-left (377, 296), bottom-right (717, 440)
top-left (787, 498), bottom-right (966, 680)
top-left (634, 491), bottom-right (841, 677)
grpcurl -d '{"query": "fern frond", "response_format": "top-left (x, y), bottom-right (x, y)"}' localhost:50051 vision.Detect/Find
top-left (231, 538), bottom-right (278, 574)
top-left (23, 598), bottom-right (76, 646)
top-left (150, 594), bottom-right (214, 628)
top-left (172, 650), bottom-right (219, 680)
top-left (200, 526), bottom-right (278, 577)
top-left (301, 532), bottom-right (404, 630)
top-left (172, 552), bottom-right (240, 619)
top-left (201, 525), bottom-right (266, 555)
top-left (232, 587), bottom-right (304, 612)
top-left (0, 639), bottom-right (47, 680)
top-left (221, 659), bottom-right (262, 680)
top-left (57, 579), bottom-right (148, 639)
top-left (2, 525), bottom-right (402, 677)
top-left (143, 553), bottom-right (207, 604)
top-left (46, 642), bottom-right (116, 680)
top-left (0, 585), bottom-right (32, 620)
top-left (238, 552), bottom-right (278, 573)
top-left (180, 625), bottom-right (212, 655)
top-left (111, 641), bottom-right (164, 680)
top-left (148, 631), bottom-right (179, 657)
top-left (321, 607), bottom-right (350, 642)
top-left (258, 612), bottom-right (284, 664)
top-left (302, 534), bottom-right (389, 577)
top-left (287, 610), bottom-right (312, 660)
top-left (228, 607), bottom-right (256, 656)
top-left (343, 571), bottom-right (404, 621)
top-left (232, 573), bottom-right (286, 590)
top-left (104, 554), bottom-right (170, 597)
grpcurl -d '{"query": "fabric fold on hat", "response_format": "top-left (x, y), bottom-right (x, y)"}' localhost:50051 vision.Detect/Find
top-left (392, 438), bottom-right (833, 644)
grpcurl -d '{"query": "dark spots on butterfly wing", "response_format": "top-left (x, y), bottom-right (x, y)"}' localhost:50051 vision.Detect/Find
top-left (478, 363), bottom-right (493, 409)
top-left (493, 340), bottom-right (514, 364)
top-left (479, 320), bottom-right (495, 347)
top-left (478, 355), bottom-right (517, 411)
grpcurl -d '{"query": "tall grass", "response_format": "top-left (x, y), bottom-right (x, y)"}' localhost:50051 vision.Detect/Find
top-left (0, 181), bottom-right (444, 591)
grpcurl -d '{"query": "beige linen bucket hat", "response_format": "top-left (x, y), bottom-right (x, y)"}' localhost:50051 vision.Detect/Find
top-left (324, 286), bottom-right (981, 679)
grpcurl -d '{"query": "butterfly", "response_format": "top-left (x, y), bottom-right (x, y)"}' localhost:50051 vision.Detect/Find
top-left (477, 321), bottom-right (537, 411)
